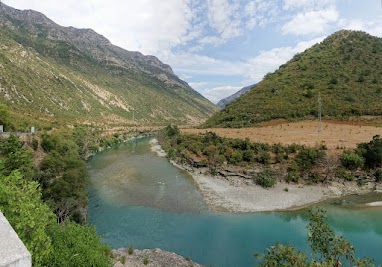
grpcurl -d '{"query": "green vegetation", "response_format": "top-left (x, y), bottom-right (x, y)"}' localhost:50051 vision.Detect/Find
top-left (339, 135), bottom-right (382, 183)
top-left (257, 208), bottom-right (374, 266)
top-left (0, 126), bottom-right (113, 266)
top-left (203, 30), bottom-right (382, 128)
top-left (254, 170), bottom-right (276, 188)
top-left (356, 135), bottom-right (382, 168)
top-left (128, 245), bottom-right (134, 255)
top-left (0, 171), bottom-right (54, 265)
top-left (159, 125), bottom-right (329, 187)
top-left (0, 9), bottom-right (218, 127)
top-left (45, 221), bottom-right (111, 267)
top-left (340, 151), bottom-right (364, 170)
top-left (160, 126), bottom-right (382, 188)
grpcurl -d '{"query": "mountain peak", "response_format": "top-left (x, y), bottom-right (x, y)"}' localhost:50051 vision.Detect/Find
top-left (0, 3), bottom-right (218, 126)
top-left (203, 30), bottom-right (382, 128)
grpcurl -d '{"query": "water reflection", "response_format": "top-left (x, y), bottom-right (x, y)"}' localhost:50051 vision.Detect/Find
top-left (88, 137), bottom-right (382, 267)
top-left (88, 137), bottom-right (207, 213)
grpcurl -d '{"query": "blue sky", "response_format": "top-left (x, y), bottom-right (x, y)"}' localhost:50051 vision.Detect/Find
top-left (4, 0), bottom-right (382, 103)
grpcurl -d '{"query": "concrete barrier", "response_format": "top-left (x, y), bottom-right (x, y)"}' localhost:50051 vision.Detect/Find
top-left (0, 212), bottom-right (31, 267)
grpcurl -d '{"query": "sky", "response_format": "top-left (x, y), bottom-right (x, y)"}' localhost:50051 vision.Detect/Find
top-left (3, 0), bottom-right (382, 103)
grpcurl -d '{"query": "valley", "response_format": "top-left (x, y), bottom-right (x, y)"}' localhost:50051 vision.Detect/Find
top-left (0, 2), bottom-right (382, 267)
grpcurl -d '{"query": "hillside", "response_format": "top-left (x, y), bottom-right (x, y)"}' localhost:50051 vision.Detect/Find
top-left (0, 3), bottom-right (218, 128)
top-left (203, 30), bottom-right (382, 128)
top-left (217, 84), bottom-right (254, 108)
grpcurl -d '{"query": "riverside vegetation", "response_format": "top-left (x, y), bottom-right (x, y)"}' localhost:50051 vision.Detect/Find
top-left (160, 125), bottom-right (381, 266)
top-left (159, 125), bottom-right (382, 189)
top-left (0, 106), bottom-right (143, 266)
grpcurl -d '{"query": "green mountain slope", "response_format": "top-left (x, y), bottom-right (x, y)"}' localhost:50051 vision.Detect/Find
top-left (0, 3), bottom-right (218, 127)
top-left (203, 30), bottom-right (382, 128)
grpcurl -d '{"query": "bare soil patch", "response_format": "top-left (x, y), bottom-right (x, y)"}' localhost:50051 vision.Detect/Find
top-left (182, 120), bottom-right (382, 153)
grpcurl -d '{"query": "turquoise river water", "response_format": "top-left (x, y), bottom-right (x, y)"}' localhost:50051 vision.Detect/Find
top-left (88, 137), bottom-right (382, 267)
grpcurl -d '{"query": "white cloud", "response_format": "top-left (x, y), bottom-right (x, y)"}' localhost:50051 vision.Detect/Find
top-left (4, 0), bottom-right (196, 55)
top-left (189, 82), bottom-right (209, 90)
top-left (246, 37), bottom-right (325, 81)
top-left (339, 17), bottom-right (382, 37)
top-left (203, 86), bottom-right (243, 103)
top-left (283, 0), bottom-right (336, 10)
top-left (282, 7), bottom-right (339, 35)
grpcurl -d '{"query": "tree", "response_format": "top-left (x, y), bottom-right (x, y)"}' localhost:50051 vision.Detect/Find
top-left (0, 104), bottom-right (11, 130)
top-left (0, 134), bottom-right (35, 179)
top-left (45, 221), bottom-right (112, 267)
top-left (256, 208), bottom-right (374, 266)
top-left (0, 171), bottom-right (55, 266)
top-left (357, 135), bottom-right (382, 168)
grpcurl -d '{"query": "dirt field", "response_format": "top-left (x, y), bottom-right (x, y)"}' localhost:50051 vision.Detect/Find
top-left (181, 120), bottom-right (382, 153)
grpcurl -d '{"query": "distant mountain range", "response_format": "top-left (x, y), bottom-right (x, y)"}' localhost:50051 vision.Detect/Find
top-left (0, 3), bottom-right (218, 127)
top-left (203, 30), bottom-right (382, 128)
top-left (217, 84), bottom-right (255, 108)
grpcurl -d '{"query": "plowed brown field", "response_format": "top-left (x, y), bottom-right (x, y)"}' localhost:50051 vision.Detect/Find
top-left (181, 121), bottom-right (382, 153)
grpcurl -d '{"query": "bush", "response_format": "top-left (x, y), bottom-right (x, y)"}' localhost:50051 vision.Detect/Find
top-left (357, 135), bottom-right (382, 168)
top-left (256, 151), bottom-right (271, 164)
top-left (228, 150), bottom-right (243, 164)
top-left (336, 170), bottom-right (354, 181)
top-left (340, 152), bottom-right (364, 170)
top-left (295, 147), bottom-right (324, 170)
top-left (32, 138), bottom-right (39, 150)
top-left (0, 171), bottom-right (55, 266)
top-left (255, 170), bottom-right (276, 188)
top-left (128, 245), bottom-right (134, 255)
top-left (45, 221), bottom-right (112, 267)
top-left (287, 162), bottom-right (300, 183)
top-left (375, 169), bottom-right (382, 182)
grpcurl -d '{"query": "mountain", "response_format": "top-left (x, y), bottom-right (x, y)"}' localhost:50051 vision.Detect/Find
top-left (217, 84), bottom-right (255, 108)
top-left (203, 30), bottom-right (382, 128)
top-left (0, 3), bottom-right (218, 127)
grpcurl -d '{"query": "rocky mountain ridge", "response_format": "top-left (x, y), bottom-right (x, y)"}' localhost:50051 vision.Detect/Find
top-left (0, 3), bottom-right (218, 127)
top-left (217, 84), bottom-right (255, 108)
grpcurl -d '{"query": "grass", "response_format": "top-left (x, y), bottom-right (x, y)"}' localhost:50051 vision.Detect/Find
top-left (203, 30), bottom-right (382, 128)
top-left (0, 16), bottom-right (218, 127)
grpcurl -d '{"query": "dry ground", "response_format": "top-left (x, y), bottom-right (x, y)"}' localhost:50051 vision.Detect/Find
top-left (181, 120), bottom-right (382, 153)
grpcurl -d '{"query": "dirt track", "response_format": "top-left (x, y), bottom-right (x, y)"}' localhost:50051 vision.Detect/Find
top-left (182, 121), bottom-right (382, 152)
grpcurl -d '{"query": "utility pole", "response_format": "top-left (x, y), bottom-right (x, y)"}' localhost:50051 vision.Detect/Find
top-left (318, 93), bottom-right (322, 133)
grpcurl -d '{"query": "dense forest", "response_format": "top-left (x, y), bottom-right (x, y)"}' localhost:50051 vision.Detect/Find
top-left (203, 30), bottom-right (382, 128)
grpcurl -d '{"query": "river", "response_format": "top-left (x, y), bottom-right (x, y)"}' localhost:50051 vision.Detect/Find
top-left (88, 137), bottom-right (382, 267)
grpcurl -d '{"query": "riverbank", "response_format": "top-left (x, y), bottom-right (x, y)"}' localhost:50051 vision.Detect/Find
top-left (149, 139), bottom-right (378, 212)
top-left (112, 248), bottom-right (204, 267)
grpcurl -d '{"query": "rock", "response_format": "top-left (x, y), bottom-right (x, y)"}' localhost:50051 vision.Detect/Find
top-left (112, 248), bottom-right (204, 267)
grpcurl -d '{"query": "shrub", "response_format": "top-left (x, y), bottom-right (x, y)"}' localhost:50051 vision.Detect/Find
top-left (128, 245), bottom-right (134, 255)
top-left (256, 151), bottom-right (271, 165)
top-left (336, 170), bottom-right (354, 181)
top-left (340, 152), bottom-right (364, 170)
top-left (32, 138), bottom-right (39, 150)
top-left (357, 135), bottom-right (382, 168)
top-left (230, 150), bottom-right (243, 164)
top-left (45, 221), bottom-right (112, 267)
top-left (255, 170), bottom-right (276, 188)
top-left (295, 147), bottom-right (324, 170)
top-left (375, 169), bottom-right (382, 182)
top-left (143, 257), bottom-right (149, 265)
top-left (286, 162), bottom-right (300, 183)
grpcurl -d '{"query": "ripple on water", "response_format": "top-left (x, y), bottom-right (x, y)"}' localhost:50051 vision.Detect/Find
top-left (88, 137), bottom-right (382, 267)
